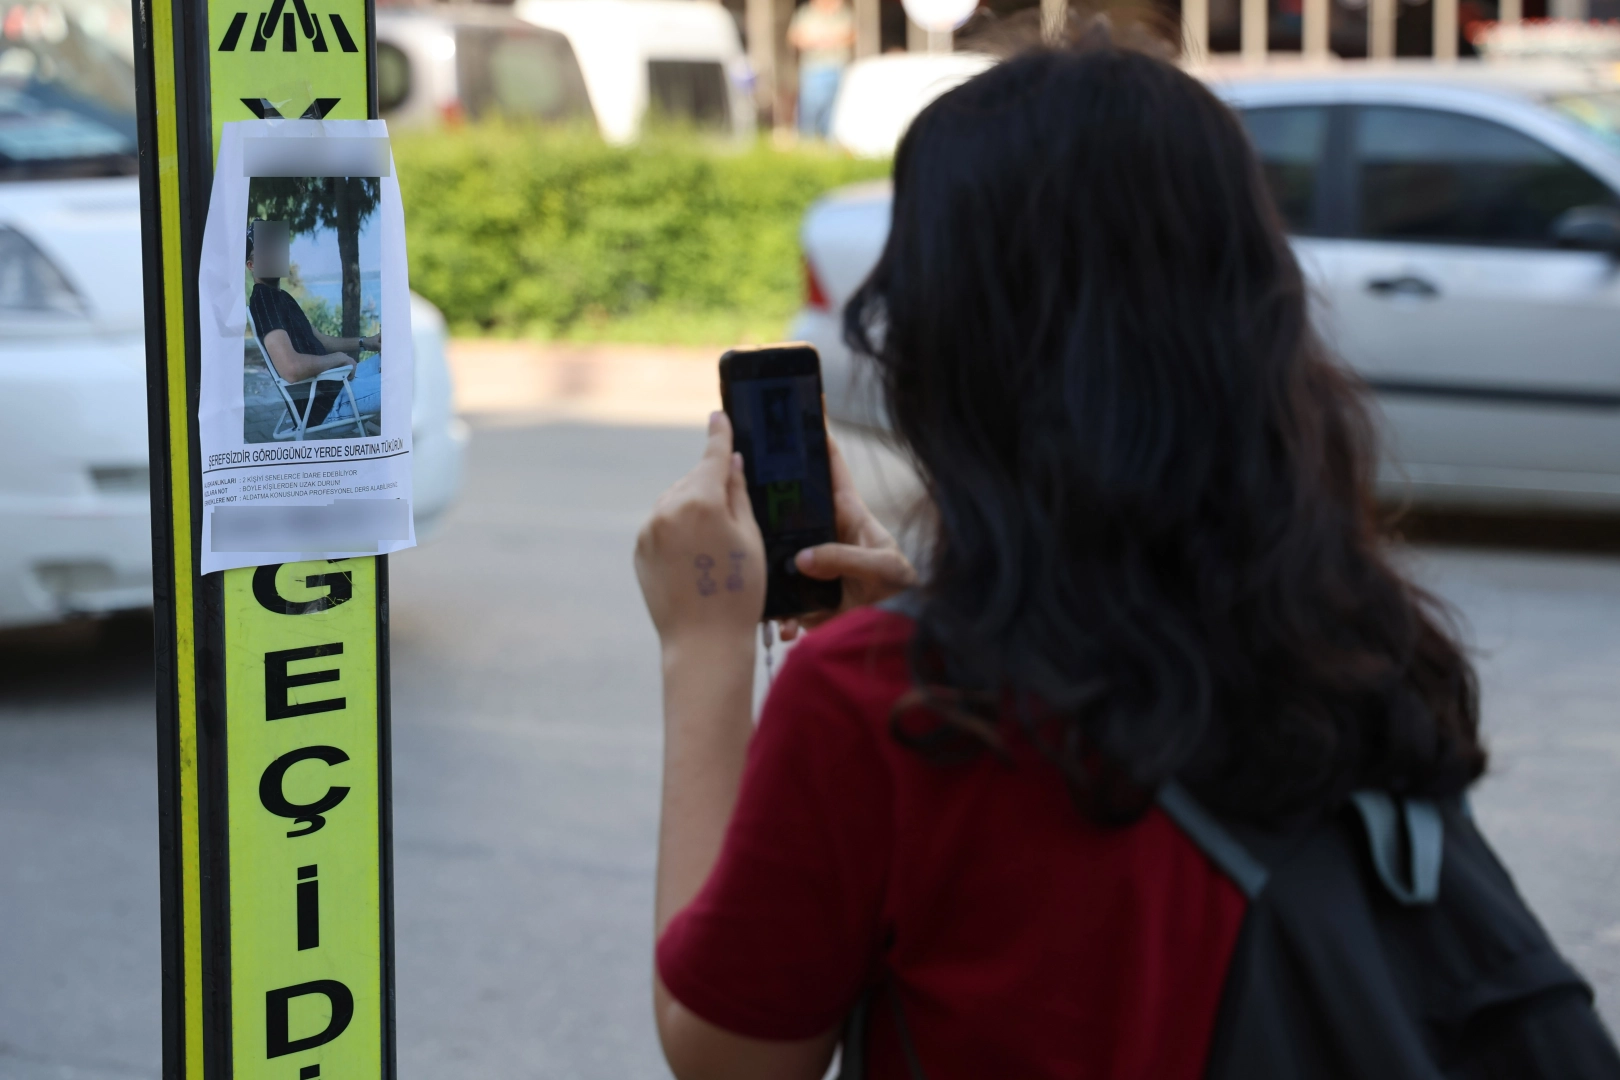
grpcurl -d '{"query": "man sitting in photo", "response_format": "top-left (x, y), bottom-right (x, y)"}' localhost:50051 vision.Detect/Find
top-left (247, 219), bottom-right (381, 430)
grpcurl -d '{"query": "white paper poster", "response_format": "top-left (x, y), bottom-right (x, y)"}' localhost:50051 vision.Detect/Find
top-left (198, 119), bottom-right (414, 575)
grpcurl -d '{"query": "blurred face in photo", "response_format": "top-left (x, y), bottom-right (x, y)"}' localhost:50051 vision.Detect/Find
top-left (250, 219), bottom-right (289, 278)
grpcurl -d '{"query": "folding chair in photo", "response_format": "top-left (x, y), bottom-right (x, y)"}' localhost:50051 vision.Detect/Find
top-left (247, 309), bottom-right (367, 441)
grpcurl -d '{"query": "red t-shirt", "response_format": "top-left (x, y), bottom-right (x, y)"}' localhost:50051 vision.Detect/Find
top-left (657, 606), bottom-right (1247, 1079)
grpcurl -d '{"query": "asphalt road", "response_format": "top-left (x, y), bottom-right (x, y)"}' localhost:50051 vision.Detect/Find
top-left (4, 418), bottom-right (1620, 1078)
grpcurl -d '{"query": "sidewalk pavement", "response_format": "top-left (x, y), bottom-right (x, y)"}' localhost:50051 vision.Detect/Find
top-left (445, 338), bottom-right (928, 531)
top-left (447, 340), bottom-right (722, 428)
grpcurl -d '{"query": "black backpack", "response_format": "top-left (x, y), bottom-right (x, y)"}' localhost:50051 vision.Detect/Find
top-left (839, 783), bottom-right (1620, 1079)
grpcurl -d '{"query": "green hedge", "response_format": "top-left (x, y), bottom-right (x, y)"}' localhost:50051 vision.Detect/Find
top-left (392, 126), bottom-right (890, 344)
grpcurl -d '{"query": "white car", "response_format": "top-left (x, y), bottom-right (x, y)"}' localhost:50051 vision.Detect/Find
top-left (829, 52), bottom-right (995, 159)
top-left (0, 8), bottom-right (467, 631)
top-left (794, 63), bottom-right (1620, 512)
top-left (377, 6), bottom-right (597, 129)
top-left (515, 0), bottom-right (754, 144)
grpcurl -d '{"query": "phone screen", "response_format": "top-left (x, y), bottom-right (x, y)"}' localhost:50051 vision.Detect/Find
top-left (721, 345), bottom-right (842, 619)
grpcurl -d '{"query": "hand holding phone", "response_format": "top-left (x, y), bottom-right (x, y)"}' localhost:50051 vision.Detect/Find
top-left (633, 411), bottom-right (767, 647)
top-left (720, 344), bottom-right (843, 620)
top-left (775, 433), bottom-right (916, 638)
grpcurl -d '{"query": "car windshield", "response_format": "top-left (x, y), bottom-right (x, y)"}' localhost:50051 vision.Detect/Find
top-left (1548, 91), bottom-right (1620, 153)
top-left (0, 0), bottom-right (137, 180)
top-left (647, 60), bottom-right (730, 131)
top-left (456, 26), bottom-right (594, 123)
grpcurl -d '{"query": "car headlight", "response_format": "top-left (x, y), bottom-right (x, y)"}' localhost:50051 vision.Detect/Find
top-left (0, 225), bottom-right (84, 315)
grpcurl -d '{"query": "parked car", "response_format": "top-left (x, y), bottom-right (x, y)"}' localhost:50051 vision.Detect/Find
top-left (829, 51), bottom-right (995, 158)
top-left (0, 2), bottom-right (467, 631)
top-left (794, 63), bottom-right (1620, 512)
top-left (377, 6), bottom-right (596, 128)
top-left (514, 0), bottom-right (754, 144)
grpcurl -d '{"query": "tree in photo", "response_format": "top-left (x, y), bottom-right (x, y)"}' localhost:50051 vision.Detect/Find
top-left (249, 175), bottom-right (381, 338)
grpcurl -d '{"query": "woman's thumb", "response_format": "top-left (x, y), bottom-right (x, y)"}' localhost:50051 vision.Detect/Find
top-left (795, 544), bottom-right (914, 587)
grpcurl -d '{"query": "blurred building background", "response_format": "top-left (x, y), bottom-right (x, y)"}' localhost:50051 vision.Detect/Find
top-left (374, 0), bottom-right (1620, 140)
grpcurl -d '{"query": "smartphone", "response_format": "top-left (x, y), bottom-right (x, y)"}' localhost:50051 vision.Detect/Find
top-left (720, 343), bottom-right (843, 620)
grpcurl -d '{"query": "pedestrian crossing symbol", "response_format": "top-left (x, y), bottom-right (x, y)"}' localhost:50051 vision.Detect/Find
top-left (208, 0), bottom-right (368, 149)
top-left (216, 0), bottom-right (360, 54)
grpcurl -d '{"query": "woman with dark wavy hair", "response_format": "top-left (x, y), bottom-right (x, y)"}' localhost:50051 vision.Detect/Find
top-left (634, 38), bottom-right (1486, 1080)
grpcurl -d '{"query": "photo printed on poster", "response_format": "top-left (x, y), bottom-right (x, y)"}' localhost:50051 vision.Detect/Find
top-left (197, 120), bottom-right (414, 574)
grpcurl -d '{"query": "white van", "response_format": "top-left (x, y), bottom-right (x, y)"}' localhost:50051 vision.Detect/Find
top-left (514, 0), bottom-right (754, 143)
top-left (377, 6), bottom-right (597, 129)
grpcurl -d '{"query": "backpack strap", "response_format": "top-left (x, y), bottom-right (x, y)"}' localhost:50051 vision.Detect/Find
top-left (837, 989), bottom-right (872, 1080)
top-left (1158, 781), bottom-right (1445, 907)
top-left (1349, 791), bottom-right (1442, 906)
top-left (889, 986), bottom-right (928, 1080)
top-left (1156, 781), bottom-right (1271, 899)
top-left (837, 982), bottom-right (929, 1080)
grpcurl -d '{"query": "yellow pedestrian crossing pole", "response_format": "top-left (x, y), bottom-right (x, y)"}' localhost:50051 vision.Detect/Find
top-left (133, 0), bottom-right (395, 1074)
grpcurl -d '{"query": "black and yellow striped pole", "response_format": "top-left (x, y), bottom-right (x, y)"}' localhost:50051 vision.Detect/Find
top-left (133, 0), bottom-right (395, 1073)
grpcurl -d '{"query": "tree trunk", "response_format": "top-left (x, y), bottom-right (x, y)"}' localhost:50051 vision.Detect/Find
top-left (335, 178), bottom-right (360, 340)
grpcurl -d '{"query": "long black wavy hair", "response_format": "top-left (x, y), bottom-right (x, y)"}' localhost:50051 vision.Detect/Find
top-left (844, 40), bottom-right (1486, 822)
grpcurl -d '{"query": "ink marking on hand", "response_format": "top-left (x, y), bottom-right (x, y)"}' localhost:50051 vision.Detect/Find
top-left (726, 551), bottom-right (746, 592)
top-left (694, 554), bottom-right (717, 596)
